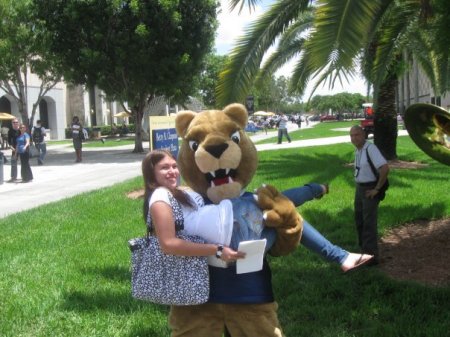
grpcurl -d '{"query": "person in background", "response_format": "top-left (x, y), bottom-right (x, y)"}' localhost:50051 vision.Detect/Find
top-left (277, 112), bottom-right (291, 144)
top-left (71, 116), bottom-right (83, 163)
top-left (7, 118), bottom-right (20, 182)
top-left (31, 120), bottom-right (47, 165)
top-left (16, 123), bottom-right (33, 182)
top-left (350, 125), bottom-right (389, 265)
top-left (263, 118), bottom-right (270, 135)
top-left (1, 123), bottom-right (9, 150)
top-left (121, 122), bottom-right (129, 136)
top-left (111, 123), bottom-right (118, 135)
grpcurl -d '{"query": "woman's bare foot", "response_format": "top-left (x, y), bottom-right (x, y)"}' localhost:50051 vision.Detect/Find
top-left (341, 253), bottom-right (374, 273)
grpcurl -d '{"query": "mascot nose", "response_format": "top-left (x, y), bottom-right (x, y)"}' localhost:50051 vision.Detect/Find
top-left (204, 143), bottom-right (229, 159)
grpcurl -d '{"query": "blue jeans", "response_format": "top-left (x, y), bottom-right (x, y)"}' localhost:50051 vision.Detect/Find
top-left (228, 184), bottom-right (348, 264)
top-left (283, 184), bottom-right (348, 264)
top-left (229, 195), bottom-right (275, 253)
top-left (36, 142), bottom-right (47, 164)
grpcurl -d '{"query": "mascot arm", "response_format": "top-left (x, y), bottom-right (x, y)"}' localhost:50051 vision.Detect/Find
top-left (255, 185), bottom-right (303, 256)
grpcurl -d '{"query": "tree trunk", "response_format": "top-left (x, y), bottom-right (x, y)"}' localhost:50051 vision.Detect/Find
top-left (132, 109), bottom-right (144, 153)
top-left (132, 97), bottom-right (146, 153)
top-left (374, 72), bottom-right (398, 160)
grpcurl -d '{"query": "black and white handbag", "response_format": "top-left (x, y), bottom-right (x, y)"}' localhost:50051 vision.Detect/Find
top-left (129, 193), bottom-right (209, 306)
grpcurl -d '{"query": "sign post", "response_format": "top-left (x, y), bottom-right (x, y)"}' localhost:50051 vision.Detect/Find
top-left (148, 116), bottom-right (179, 159)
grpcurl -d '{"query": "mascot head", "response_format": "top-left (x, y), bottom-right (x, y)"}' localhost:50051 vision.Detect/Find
top-left (176, 103), bottom-right (258, 204)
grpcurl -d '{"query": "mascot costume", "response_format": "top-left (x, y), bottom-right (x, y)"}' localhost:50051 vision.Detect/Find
top-left (170, 103), bottom-right (353, 337)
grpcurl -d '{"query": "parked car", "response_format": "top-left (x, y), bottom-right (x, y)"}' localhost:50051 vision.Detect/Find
top-left (320, 115), bottom-right (337, 122)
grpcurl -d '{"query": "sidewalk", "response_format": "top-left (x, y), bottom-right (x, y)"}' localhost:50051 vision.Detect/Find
top-left (0, 128), bottom-right (408, 219)
top-left (0, 143), bottom-right (148, 218)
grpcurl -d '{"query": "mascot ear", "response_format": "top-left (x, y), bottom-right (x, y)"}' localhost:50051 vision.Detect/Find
top-left (176, 111), bottom-right (197, 138)
top-left (223, 103), bottom-right (248, 129)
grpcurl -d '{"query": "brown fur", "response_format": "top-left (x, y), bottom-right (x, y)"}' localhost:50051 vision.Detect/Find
top-left (176, 103), bottom-right (302, 256)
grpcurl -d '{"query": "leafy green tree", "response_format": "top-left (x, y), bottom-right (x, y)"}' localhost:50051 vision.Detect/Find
top-left (195, 54), bottom-right (228, 108)
top-left (332, 92), bottom-right (366, 115)
top-left (309, 95), bottom-right (334, 115)
top-left (34, 0), bottom-right (218, 152)
top-left (0, 0), bottom-right (63, 128)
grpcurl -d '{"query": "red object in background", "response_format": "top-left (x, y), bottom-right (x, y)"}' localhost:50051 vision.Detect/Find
top-left (319, 115), bottom-right (337, 122)
top-left (361, 103), bottom-right (374, 138)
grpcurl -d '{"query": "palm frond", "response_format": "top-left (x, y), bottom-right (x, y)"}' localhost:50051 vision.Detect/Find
top-left (370, 2), bottom-right (421, 90)
top-left (255, 11), bottom-right (314, 86)
top-left (217, 0), bottom-right (310, 106)
top-left (228, 0), bottom-right (262, 14)
top-left (290, 0), bottom-right (385, 95)
top-left (256, 36), bottom-right (306, 87)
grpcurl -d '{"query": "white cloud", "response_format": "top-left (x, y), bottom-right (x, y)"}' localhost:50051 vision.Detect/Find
top-left (214, 0), bottom-right (370, 99)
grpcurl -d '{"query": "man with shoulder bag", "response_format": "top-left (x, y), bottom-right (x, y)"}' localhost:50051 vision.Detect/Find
top-left (31, 120), bottom-right (47, 165)
top-left (350, 125), bottom-right (389, 266)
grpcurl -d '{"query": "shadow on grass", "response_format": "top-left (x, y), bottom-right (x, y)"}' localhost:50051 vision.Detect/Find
top-left (61, 290), bottom-right (134, 313)
top-left (80, 265), bottom-right (130, 284)
top-left (257, 150), bottom-right (349, 184)
top-left (60, 288), bottom-right (168, 315)
top-left (258, 146), bottom-right (447, 189)
top-left (270, 250), bottom-right (450, 336)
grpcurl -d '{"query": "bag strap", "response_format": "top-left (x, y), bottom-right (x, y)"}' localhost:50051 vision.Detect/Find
top-left (365, 145), bottom-right (379, 179)
top-left (146, 190), bottom-right (185, 236)
top-left (168, 193), bottom-right (185, 231)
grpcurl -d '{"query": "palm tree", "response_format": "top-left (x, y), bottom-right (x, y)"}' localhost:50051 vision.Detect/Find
top-left (219, 0), bottom-right (450, 160)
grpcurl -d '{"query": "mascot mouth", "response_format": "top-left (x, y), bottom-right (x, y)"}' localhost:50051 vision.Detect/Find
top-left (205, 168), bottom-right (237, 187)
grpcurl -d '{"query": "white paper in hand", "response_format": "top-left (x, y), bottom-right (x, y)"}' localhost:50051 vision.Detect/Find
top-left (236, 239), bottom-right (267, 274)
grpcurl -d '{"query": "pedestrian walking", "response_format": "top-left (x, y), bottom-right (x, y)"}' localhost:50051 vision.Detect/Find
top-left (277, 112), bottom-right (291, 144)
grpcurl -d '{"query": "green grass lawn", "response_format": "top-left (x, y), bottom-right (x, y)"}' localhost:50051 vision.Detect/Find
top-left (1, 136), bottom-right (449, 337)
top-left (82, 138), bottom-right (136, 148)
top-left (254, 120), bottom-right (357, 144)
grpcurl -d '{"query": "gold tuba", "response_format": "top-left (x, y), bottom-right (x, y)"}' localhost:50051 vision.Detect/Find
top-left (404, 103), bottom-right (450, 166)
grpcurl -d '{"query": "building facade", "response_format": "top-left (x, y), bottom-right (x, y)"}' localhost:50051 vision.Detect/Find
top-left (397, 58), bottom-right (450, 114)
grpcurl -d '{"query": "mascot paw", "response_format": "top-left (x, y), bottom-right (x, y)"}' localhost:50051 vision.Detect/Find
top-left (255, 184), bottom-right (303, 229)
top-left (255, 184), bottom-right (304, 256)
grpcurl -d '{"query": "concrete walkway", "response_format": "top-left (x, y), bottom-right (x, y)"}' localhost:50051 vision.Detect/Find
top-left (0, 127), bottom-right (408, 219)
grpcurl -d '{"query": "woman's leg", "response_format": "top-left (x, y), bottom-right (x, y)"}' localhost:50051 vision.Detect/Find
top-left (282, 183), bottom-right (325, 206)
top-left (20, 152), bottom-right (33, 181)
top-left (301, 220), bottom-right (348, 264)
top-left (282, 185), bottom-right (373, 270)
top-left (20, 153), bottom-right (26, 180)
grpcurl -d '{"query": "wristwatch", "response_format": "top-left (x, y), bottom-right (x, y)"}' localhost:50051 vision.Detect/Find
top-left (215, 245), bottom-right (224, 259)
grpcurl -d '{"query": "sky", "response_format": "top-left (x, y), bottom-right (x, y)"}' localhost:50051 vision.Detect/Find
top-left (214, 0), bottom-right (369, 99)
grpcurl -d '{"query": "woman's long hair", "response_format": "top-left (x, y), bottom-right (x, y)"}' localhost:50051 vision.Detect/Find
top-left (142, 149), bottom-right (194, 222)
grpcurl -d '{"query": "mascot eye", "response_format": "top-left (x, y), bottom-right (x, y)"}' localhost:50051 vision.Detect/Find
top-left (230, 131), bottom-right (241, 144)
top-left (189, 140), bottom-right (199, 152)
